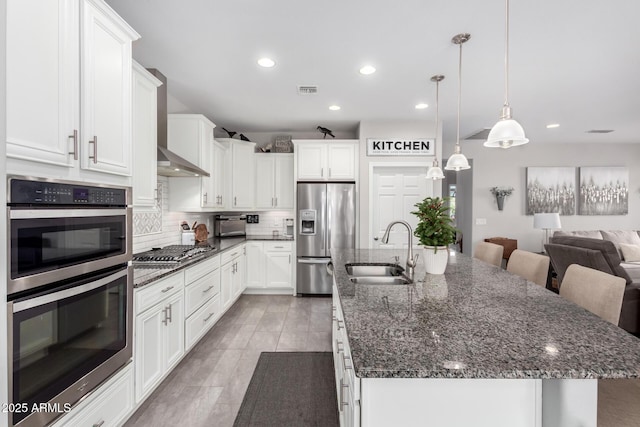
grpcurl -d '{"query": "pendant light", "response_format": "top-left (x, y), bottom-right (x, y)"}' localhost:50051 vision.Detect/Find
top-left (484, 0), bottom-right (528, 149)
top-left (445, 33), bottom-right (471, 171)
top-left (426, 75), bottom-right (445, 180)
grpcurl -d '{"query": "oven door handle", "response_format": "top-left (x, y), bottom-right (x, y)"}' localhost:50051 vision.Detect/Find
top-left (9, 208), bottom-right (128, 219)
top-left (12, 267), bottom-right (130, 313)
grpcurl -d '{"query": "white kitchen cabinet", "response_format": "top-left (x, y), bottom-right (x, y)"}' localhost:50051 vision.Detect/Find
top-left (184, 255), bottom-right (221, 350)
top-left (132, 62), bottom-right (162, 209)
top-left (221, 246), bottom-right (244, 310)
top-left (6, 0), bottom-right (139, 182)
top-left (294, 140), bottom-right (358, 181)
top-left (212, 141), bottom-right (228, 208)
top-left (134, 273), bottom-right (185, 403)
top-left (51, 363), bottom-right (134, 427)
top-left (217, 138), bottom-right (256, 209)
top-left (167, 114), bottom-right (219, 211)
top-left (255, 154), bottom-right (294, 209)
top-left (244, 241), bottom-right (293, 293)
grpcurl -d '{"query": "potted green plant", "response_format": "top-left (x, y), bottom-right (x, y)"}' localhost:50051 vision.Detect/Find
top-left (412, 197), bottom-right (458, 274)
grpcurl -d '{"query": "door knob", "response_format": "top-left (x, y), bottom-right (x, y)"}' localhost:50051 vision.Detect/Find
top-left (374, 237), bottom-right (379, 241)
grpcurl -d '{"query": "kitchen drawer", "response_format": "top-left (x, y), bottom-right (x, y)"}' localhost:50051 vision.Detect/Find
top-left (264, 241), bottom-right (292, 252)
top-left (135, 272), bottom-right (184, 315)
top-left (221, 246), bottom-right (243, 265)
top-left (61, 363), bottom-right (134, 427)
top-left (185, 270), bottom-right (220, 317)
top-left (185, 254), bottom-right (220, 284)
top-left (185, 294), bottom-right (221, 350)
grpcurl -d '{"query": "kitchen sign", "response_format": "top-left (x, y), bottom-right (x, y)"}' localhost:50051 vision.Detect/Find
top-left (366, 138), bottom-right (434, 156)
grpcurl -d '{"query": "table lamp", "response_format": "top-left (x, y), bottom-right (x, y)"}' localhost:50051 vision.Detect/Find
top-left (534, 213), bottom-right (562, 252)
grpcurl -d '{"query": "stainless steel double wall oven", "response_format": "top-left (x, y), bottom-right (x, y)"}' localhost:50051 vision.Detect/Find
top-left (6, 176), bottom-right (133, 427)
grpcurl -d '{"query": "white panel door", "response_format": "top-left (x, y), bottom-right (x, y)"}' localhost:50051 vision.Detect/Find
top-left (245, 242), bottom-right (265, 288)
top-left (6, 0), bottom-right (79, 168)
top-left (266, 252), bottom-right (292, 288)
top-left (221, 262), bottom-right (233, 310)
top-left (371, 166), bottom-right (431, 249)
top-left (135, 305), bottom-right (164, 402)
top-left (81, 0), bottom-right (134, 176)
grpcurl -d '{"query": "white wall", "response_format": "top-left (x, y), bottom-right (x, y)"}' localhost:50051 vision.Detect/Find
top-left (357, 120), bottom-right (442, 248)
top-left (460, 142), bottom-right (640, 253)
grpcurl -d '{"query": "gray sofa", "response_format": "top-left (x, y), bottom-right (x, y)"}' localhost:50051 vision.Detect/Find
top-left (545, 230), bottom-right (640, 335)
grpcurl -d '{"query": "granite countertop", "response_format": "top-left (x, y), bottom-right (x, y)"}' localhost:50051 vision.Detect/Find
top-left (133, 235), bottom-right (292, 288)
top-left (331, 248), bottom-right (640, 380)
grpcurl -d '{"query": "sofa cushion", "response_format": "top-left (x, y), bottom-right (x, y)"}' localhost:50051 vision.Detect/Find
top-left (620, 243), bottom-right (640, 262)
top-left (554, 230), bottom-right (603, 239)
top-left (621, 261), bottom-right (640, 283)
top-left (601, 230), bottom-right (640, 259)
top-left (544, 243), bottom-right (613, 284)
top-left (549, 236), bottom-right (632, 284)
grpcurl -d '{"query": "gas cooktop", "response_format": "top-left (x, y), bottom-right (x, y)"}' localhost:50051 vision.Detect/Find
top-left (132, 244), bottom-right (215, 264)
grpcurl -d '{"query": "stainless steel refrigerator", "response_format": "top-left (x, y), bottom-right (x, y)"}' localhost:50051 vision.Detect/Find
top-left (297, 182), bottom-right (356, 295)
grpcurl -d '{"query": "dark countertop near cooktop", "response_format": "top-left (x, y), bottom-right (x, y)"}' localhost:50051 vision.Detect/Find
top-left (332, 248), bottom-right (640, 380)
top-left (133, 235), bottom-right (293, 288)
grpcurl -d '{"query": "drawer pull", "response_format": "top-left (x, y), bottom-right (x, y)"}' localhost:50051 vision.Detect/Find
top-left (203, 312), bottom-right (215, 322)
top-left (336, 340), bottom-right (344, 353)
top-left (274, 246), bottom-right (284, 248)
top-left (203, 285), bottom-right (215, 293)
top-left (161, 286), bottom-right (174, 293)
top-left (337, 319), bottom-right (344, 330)
top-left (93, 421), bottom-right (105, 427)
top-left (342, 354), bottom-right (353, 370)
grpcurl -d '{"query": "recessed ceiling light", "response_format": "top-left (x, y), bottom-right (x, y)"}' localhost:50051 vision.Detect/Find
top-left (415, 103), bottom-right (428, 110)
top-left (359, 65), bottom-right (376, 75)
top-left (546, 123), bottom-right (560, 129)
top-left (329, 105), bottom-right (341, 111)
top-left (257, 57), bottom-right (275, 68)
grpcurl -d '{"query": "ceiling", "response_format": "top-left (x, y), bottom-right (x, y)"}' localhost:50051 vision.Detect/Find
top-left (106, 0), bottom-right (640, 146)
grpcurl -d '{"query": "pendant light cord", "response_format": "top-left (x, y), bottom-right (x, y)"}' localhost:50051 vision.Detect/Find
top-left (456, 41), bottom-right (462, 148)
top-left (435, 78), bottom-right (440, 158)
top-left (504, 0), bottom-right (510, 107)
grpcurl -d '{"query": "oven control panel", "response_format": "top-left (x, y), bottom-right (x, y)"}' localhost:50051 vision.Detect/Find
top-left (8, 178), bottom-right (128, 206)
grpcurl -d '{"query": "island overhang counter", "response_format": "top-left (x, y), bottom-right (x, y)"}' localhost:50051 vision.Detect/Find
top-left (331, 248), bottom-right (640, 427)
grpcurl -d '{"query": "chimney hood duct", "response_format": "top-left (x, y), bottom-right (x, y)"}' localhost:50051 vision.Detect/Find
top-left (147, 68), bottom-right (210, 177)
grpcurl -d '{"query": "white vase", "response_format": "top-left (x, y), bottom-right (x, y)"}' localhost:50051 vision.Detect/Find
top-left (422, 246), bottom-right (449, 274)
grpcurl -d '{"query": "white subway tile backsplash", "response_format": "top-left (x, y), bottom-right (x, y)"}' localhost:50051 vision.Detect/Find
top-left (246, 210), bottom-right (294, 236)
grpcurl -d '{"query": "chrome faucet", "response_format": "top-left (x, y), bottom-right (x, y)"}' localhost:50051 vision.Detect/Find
top-left (381, 220), bottom-right (417, 276)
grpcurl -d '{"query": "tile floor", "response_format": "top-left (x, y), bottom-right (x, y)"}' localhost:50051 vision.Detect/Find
top-left (124, 294), bottom-right (640, 427)
top-left (124, 295), bottom-right (333, 427)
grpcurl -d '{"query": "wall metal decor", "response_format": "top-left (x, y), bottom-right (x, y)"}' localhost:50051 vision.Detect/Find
top-left (579, 166), bottom-right (629, 215)
top-left (526, 167), bottom-right (576, 215)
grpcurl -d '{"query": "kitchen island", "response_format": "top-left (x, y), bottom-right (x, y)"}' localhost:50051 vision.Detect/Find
top-left (331, 248), bottom-right (640, 427)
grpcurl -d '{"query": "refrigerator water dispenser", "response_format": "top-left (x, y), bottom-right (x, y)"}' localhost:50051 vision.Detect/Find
top-left (299, 210), bottom-right (316, 235)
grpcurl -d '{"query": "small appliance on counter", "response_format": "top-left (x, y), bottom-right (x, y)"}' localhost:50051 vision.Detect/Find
top-left (285, 218), bottom-right (294, 237)
top-left (214, 214), bottom-right (247, 237)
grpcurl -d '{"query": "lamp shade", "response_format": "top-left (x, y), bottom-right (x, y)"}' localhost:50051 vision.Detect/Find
top-left (533, 213), bottom-right (561, 230)
top-left (484, 118), bottom-right (529, 149)
top-left (426, 165), bottom-right (445, 180)
top-left (444, 153), bottom-right (470, 171)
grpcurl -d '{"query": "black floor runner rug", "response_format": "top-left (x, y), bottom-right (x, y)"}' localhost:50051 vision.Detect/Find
top-left (234, 352), bottom-right (339, 427)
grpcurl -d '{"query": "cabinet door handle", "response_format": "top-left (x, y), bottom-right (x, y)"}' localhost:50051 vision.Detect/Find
top-left (89, 136), bottom-right (98, 163)
top-left (203, 192), bottom-right (208, 204)
top-left (275, 197), bottom-right (278, 207)
top-left (321, 167), bottom-right (324, 177)
top-left (336, 340), bottom-right (344, 353)
top-left (342, 353), bottom-right (353, 370)
top-left (329, 167), bottom-right (332, 177)
top-left (161, 286), bottom-right (174, 293)
top-left (154, 185), bottom-right (160, 203)
top-left (161, 307), bottom-right (168, 325)
top-left (92, 421), bottom-right (105, 427)
top-left (68, 129), bottom-right (78, 160)
top-left (341, 381), bottom-right (349, 408)
top-left (166, 303), bottom-right (173, 323)
top-left (337, 319), bottom-right (344, 330)
top-left (203, 285), bottom-right (215, 293)
top-left (274, 246), bottom-right (284, 249)
top-left (289, 254), bottom-right (291, 264)
top-left (203, 312), bottom-right (215, 322)
top-left (234, 196), bottom-right (237, 206)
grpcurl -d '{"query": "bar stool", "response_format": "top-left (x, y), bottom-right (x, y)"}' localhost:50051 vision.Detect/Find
top-left (474, 242), bottom-right (504, 267)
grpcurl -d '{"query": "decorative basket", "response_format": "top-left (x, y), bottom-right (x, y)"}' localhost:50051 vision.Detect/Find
top-left (274, 135), bottom-right (293, 153)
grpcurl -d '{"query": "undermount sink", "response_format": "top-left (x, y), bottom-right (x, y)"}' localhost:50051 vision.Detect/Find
top-left (345, 263), bottom-right (404, 277)
top-left (349, 276), bottom-right (412, 285)
top-left (345, 263), bottom-right (411, 285)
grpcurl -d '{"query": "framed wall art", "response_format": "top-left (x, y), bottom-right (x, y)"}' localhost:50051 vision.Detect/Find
top-left (526, 167), bottom-right (576, 215)
top-left (578, 166), bottom-right (628, 215)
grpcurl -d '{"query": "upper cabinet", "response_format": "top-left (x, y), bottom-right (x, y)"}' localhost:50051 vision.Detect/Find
top-left (167, 114), bottom-right (221, 211)
top-left (6, 0), bottom-right (139, 182)
top-left (255, 154), bottom-right (294, 209)
top-left (294, 140), bottom-right (358, 181)
top-left (216, 138), bottom-right (256, 210)
top-left (132, 62), bottom-right (162, 209)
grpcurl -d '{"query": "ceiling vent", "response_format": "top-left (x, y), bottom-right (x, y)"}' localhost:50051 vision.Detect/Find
top-left (464, 128), bottom-right (491, 140)
top-left (586, 129), bottom-right (614, 133)
top-left (297, 85), bottom-right (318, 95)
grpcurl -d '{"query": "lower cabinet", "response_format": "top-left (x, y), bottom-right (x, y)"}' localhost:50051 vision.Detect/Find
top-left (184, 255), bottom-right (222, 351)
top-left (244, 241), bottom-right (293, 293)
top-left (333, 281), bottom-right (360, 427)
top-left (134, 272), bottom-right (185, 403)
top-left (51, 363), bottom-right (134, 427)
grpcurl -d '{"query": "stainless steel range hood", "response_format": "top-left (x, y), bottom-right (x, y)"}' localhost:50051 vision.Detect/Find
top-left (147, 68), bottom-right (210, 177)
